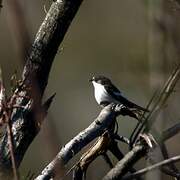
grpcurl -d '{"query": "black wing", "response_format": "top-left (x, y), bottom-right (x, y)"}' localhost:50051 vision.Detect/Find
top-left (104, 83), bottom-right (148, 112)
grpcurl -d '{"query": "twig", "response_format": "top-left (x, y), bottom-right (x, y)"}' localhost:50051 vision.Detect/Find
top-left (160, 143), bottom-right (180, 176)
top-left (129, 88), bottom-right (159, 147)
top-left (161, 122), bottom-right (180, 141)
top-left (145, 64), bottom-right (180, 132)
top-left (0, 70), bottom-right (19, 179)
top-left (148, 123), bottom-right (180, 178)
top-left (113, 134), bottom-right (129, 145)
top-left (161, 166), bottom-right (180, 179)
top-left (6, 114), bottom-right (18, 180)
top-left (122, 155), bottom-right (180, 180)
top-left (158, 122), bottom-right (180, 177)
top-left (131, 65), bottom-right (180, 147)
top-left (148, 143), bottom-right (180, 179)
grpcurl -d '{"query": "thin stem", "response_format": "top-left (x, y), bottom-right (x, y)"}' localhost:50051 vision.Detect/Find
top-left (122, 155), bottom-right (180, 180)
top-left (131, 65), bottom-right (180, 147)
top-left (5, 112), bottom-right (18, 180)
top-left (130, 89), bottom-right (158, 147)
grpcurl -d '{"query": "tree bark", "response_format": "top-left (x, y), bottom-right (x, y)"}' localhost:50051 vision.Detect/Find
top-left (0, 0), bottom-right (83, 178)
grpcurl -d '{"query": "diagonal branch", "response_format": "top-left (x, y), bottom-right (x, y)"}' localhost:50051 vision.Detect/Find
top-left (130, 64), bottom-right (180, 147)
top-left (35, 104), bottom-right (135, 180)
top-left (0, 0), bottom-right (83, 178)
top-left (161, 122), bottom-right (180, 141)
top-left (145, 65), bottom-right (180, 132)
top-left (122, 155), bottom-right (180, 180)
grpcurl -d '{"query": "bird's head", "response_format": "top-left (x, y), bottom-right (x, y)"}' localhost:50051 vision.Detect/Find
top-left (89, 75), bottom-right (111, 85)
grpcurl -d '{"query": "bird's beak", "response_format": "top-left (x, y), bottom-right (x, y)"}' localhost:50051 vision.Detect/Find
top-left (89, 78), bottom-right (93, 82)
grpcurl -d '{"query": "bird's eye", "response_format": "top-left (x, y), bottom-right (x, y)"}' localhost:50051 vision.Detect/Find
top-left (89, 76), bottom-right (95, 82)
top-left (91, 77), bottom-right (95, 81)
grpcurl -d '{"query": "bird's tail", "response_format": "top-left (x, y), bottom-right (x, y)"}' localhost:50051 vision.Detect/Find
top-left (117, 95), bottom-right (149, 112)
top-left (133, 103), bottom-right (149, 112)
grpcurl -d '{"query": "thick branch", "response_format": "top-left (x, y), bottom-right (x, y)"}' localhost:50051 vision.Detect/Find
top-left (35, 104), bottom-right (132, 180)
top-left (22, 0), bottom-right (83, 94)
top-left (0, 0), bottom-right (83, 178)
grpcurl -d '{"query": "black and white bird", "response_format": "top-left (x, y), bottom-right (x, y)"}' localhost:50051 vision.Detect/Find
top-left (90, 75), bottom-right (148, 112)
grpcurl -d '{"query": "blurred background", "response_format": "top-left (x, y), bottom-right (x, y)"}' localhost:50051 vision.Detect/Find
top-left (0, 0), bottom-right (180, 179)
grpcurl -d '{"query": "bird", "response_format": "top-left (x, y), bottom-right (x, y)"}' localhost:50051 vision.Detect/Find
top-left (89, 75), bottom-right (148, 112)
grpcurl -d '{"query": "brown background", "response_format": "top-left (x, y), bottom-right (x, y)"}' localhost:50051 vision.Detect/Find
top-left (0, 0), bottom-right (180, 179)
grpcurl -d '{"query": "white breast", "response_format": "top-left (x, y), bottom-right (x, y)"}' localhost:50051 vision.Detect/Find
top-left (92, 81), bottom-right (114, 104)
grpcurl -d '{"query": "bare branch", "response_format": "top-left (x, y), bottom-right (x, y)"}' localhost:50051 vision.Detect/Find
top-left (122, 155), bottom-right (180, 180)
top-left (145, 65), bottom-right (180, 131)
top-left (131, 64), bottom-right (180, 147)
top-left (0, 70), bottom-right (19, 179)
top-left (105, 120), bottom-right (180, 180)
top-left (161, 122), bottom-right (180, 141)
top-left (156, 122), bottom-right (180, 177)
top-left (0, 0), bottom-right (83, 178)
top-left (35, 104), bottom-right (134, 180)
top-left (6, 113), bottom-right (19, 180)
top-left (161, 166), bottom-right (180, 179)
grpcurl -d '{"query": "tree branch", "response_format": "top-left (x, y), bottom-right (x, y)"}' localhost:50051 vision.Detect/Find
top-left (130, 64), bottom-right (180, 146)
top-left (0, 0), bottom-right (83, 178)
top-left (122, 155), bottom-right (180, 180)
top-left (35, 104), bottom-right (134, 180)
top-left (161, 122), bottom-right (180, 141)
